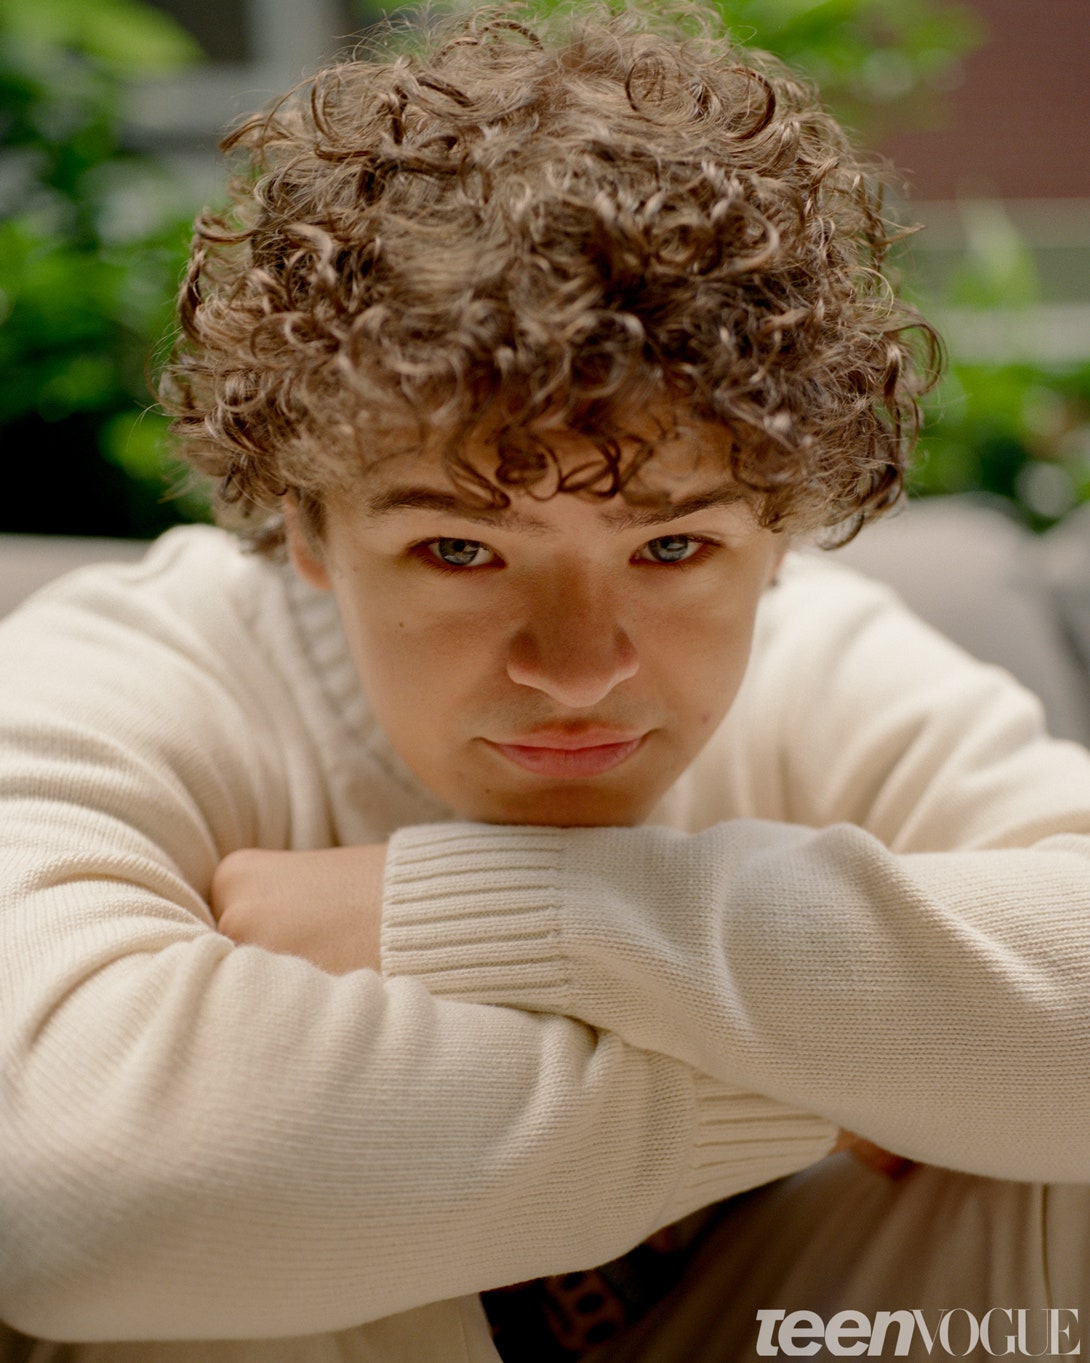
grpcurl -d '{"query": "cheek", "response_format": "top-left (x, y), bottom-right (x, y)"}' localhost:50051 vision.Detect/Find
top-left (652, 593), bottom-right (756, 673)
top-left (361, 621), bottom-right (443, 701)
top-left (644, 594), bottom-right (761, 727)
top-left (337, 594), bottom-right (497, 724)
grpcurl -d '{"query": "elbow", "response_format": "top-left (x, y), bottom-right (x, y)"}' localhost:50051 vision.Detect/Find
top-left (0, 1122), bottom-right (173, 1342)
top-left (0, 1169), bottom-right (114, 1341)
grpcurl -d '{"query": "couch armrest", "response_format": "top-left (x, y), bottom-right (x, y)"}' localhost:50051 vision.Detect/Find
top-left (836, 496), bottom-right (1090, 745)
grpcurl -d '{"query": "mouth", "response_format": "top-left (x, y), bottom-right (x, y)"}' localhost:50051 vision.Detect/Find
top-left (484, 729), bottom-right (648, 779)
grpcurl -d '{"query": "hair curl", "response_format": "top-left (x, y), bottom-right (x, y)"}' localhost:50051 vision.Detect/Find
top-left (160, 0), bottom-right (941, 550)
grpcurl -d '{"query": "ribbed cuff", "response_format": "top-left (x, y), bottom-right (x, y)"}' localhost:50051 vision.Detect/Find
top-left (382, 823), bottom-right (573, 1007)
top-left (383, 823), bottom-right (839, 1220)
top-left (670, 1073), bottom-right (838, 1219)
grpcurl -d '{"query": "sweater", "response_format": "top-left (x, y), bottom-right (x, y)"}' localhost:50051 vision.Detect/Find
top-left (2, 524), bottom-right (1089, 1359)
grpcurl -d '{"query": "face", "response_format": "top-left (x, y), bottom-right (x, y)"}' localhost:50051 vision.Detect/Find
top-left (287, 429), bottom-right (787, 826)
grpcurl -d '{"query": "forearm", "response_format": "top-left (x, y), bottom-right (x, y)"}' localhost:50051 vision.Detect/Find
top-left (3, 882), bottom-right (834, 1341)
top-left (382, 820), bottom-right (1090, 1182)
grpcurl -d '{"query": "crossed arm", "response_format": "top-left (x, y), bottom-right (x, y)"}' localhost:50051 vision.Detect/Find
top-left (208, 840), bottom-right (913, 1180)
top-left (214, 839), bottom-right (907, 1182)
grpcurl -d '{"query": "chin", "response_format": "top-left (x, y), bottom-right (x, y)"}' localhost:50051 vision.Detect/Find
top-left (456, 784), bottom-right (660, 828)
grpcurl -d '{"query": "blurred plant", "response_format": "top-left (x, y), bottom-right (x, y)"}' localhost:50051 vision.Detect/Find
top-left (685, 0), bottom-right (980, 141)
top-left (16, 0), bottom-right (1083, 541)
top-left (910, 201), bottom-right (1090, 531)
top-left (409, 0), bottom-right (984, 141)
top-left (729, 0), bottom-right (983, 138)
top-left (0, 0), bottom-right (208, 536)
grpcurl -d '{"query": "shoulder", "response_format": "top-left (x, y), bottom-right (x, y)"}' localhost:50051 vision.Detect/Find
top-left (4, 524), bottom-right (282, 625)
top-left (0, 527), bottom-right (324, 863)
top-left (0, 525), bottom-right (302, 680)
top-left (745, 548), bottom-right (944, 707)
top-left (0, 525), bottom-right (315, 764)
top-left (758, 548), bottom-right (905, 639)
top-left (745, 547), bottom-right (1040, 744)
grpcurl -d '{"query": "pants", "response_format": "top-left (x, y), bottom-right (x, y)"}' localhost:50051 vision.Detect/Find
top-left (589, 1154), bottom-right (1090, 1362)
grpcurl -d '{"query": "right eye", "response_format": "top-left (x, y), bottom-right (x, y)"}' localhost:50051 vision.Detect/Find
top-left (425, 538), bottom-right (497, 569)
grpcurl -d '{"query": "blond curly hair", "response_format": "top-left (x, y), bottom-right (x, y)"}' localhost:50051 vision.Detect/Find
top-left (160, 0), bottom-right (941, 550)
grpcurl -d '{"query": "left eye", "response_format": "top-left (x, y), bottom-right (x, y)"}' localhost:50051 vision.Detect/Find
top-left (426, 538), bottom-right (496, 568)
top-left (636, 535), bottom-right (702, 564)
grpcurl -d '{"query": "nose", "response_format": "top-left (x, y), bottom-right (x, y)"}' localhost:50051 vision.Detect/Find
top-left (505, 572), bottom-right (639, 708)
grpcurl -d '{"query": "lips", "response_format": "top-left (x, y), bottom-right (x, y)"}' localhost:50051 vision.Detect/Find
top-left (485, 729), bottom-right (648, 778)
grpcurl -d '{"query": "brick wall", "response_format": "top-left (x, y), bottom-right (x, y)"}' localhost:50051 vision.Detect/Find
top-left (881, 0), bottom-right (1090, 201)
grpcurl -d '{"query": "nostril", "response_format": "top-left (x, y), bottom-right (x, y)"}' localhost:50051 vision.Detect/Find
top-left (506, 625), bottom-right (638, 707)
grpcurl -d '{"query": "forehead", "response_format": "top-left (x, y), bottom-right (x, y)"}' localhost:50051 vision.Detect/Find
top-left (344, 420), bottom-right (756, 530)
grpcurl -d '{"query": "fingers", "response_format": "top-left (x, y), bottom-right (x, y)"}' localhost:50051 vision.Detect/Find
top-left (834, 1130), bottom-right (917, 1181)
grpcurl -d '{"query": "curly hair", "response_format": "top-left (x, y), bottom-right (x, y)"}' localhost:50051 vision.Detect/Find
top-left (160, 0), bottom-right (941, 551)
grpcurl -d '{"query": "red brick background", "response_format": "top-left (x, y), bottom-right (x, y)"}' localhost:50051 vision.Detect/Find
top-left (881, 0), bottom-right (1090, 201)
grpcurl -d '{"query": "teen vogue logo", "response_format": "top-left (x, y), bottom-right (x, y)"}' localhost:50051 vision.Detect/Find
top-left (754, 1308), bottom-right (1080, 1357)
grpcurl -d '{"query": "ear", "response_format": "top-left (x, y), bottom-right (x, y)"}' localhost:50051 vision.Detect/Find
top-left (283, 496), bottom-right (332, 591)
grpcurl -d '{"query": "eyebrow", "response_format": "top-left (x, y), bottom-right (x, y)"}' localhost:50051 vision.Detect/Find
top-left (599, 486), bottom-right (752, 529)
top-left (364, 488), bottom-right (549, 531)
top-left (363, 483), bottom-right (752, 530)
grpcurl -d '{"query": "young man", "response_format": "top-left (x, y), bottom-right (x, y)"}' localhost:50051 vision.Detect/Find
top-left (3, 3), bottom-right (1090, 1360)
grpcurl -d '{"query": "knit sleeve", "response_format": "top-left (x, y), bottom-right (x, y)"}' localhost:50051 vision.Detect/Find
top-left (0, 544), bottom-right (835, 1343)
top-left (381, 566), bottom-right (1090, 1184)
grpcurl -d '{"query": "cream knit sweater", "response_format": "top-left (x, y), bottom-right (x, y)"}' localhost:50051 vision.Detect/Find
top-left (2, 525), bottom-right (1089, 1360)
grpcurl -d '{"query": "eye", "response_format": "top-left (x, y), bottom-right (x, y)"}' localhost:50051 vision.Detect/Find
top-left (425, 538), bottom-right (497, 569)
top-left (635, 535), bottom-right (704, 565)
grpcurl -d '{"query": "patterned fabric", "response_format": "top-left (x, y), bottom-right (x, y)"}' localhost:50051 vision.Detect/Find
top-left (482, 1206), bottom-right (724, 1362)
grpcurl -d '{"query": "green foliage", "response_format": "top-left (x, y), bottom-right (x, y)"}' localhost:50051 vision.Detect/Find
top-left (705, 0), bottom-right (983, 137)
top-left (3, 0), bottom-right (201, 68)
top-left (383, 0), bottom-right (983, 139)
top-left (910, 203), bottom-right (1090, 530)
top-left (3, 0), bottom-right (1085, 538)
top-left (914, 362), bottom-right (1090, 529)
top-left (0, 0), bottom-right (207, 536)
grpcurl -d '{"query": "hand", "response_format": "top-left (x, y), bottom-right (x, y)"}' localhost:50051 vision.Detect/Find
top-left (832, 1129), bottom-right (917, 1180)
top-left (211, 845), bottom-right (387, 974)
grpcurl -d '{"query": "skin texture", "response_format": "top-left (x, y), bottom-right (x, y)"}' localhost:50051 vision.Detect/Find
top-left (212, 845), bottom-right (386, 975)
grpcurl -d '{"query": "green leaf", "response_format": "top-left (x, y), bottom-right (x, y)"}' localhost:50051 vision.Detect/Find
top-left (1, 0), bottom-right (200, 74)
top-left (100, 407), bottom-right (172, 480)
